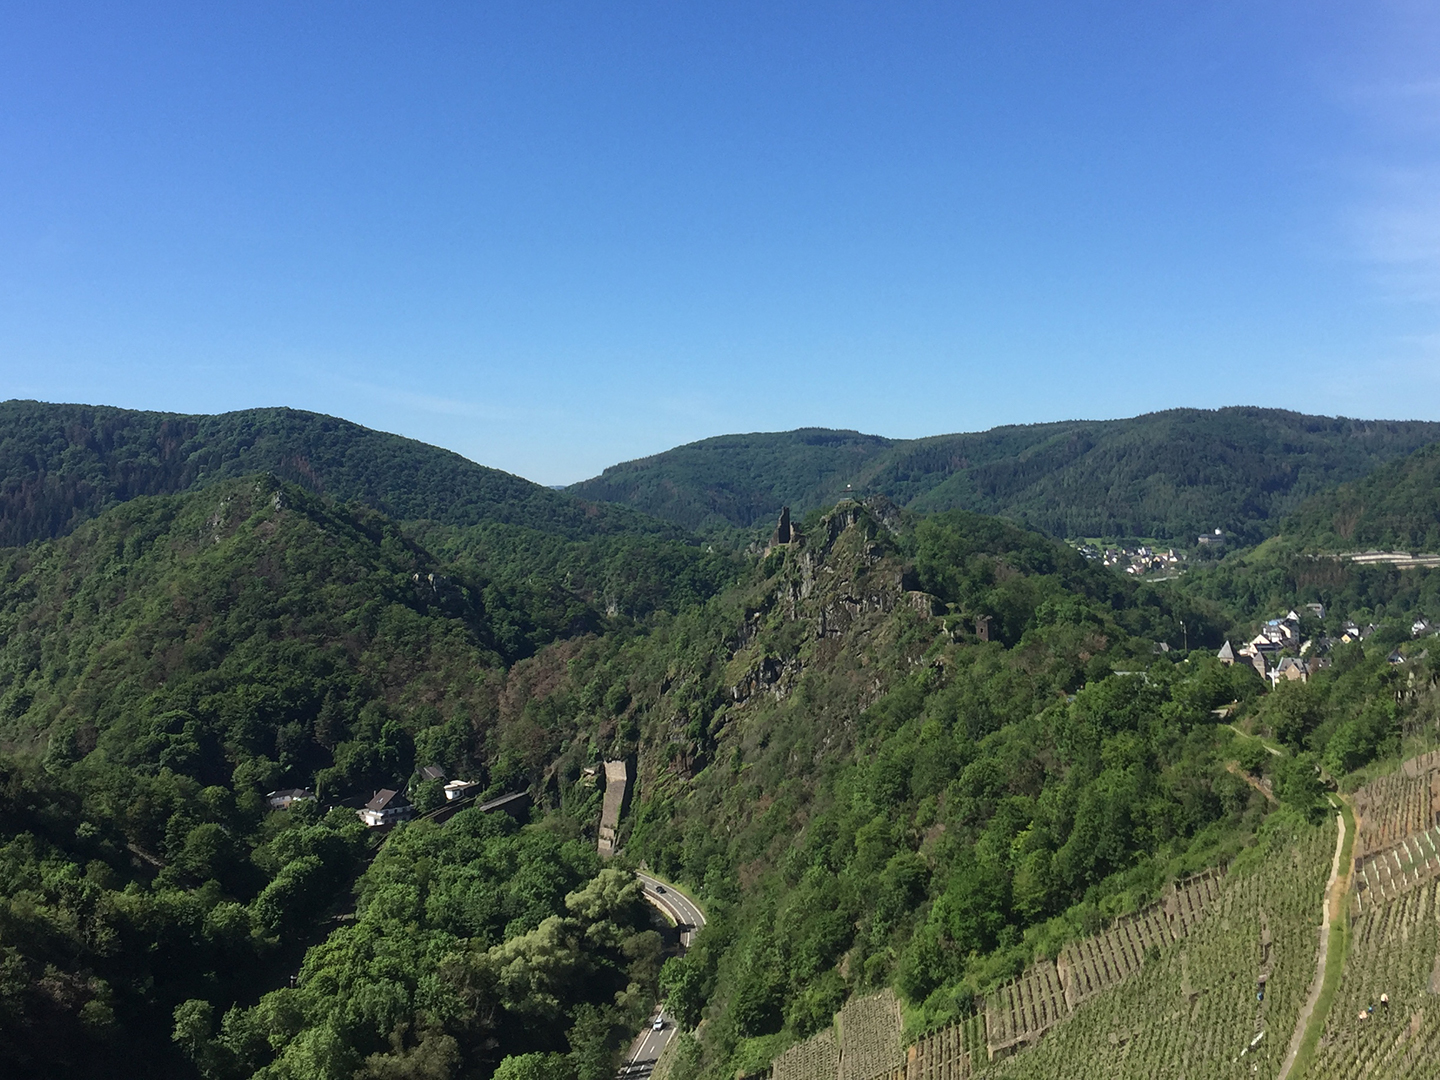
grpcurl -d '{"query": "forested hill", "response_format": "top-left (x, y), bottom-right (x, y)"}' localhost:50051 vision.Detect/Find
top-left (0, 474), bottom-right (680, 1077)
top-left (3, 466), bottom-right (1439, 1079)
top-left (569, 408), bottom-right (1440, 543)
top-left (1278, 439), bottom-right (1440, 553)
top-left (0, 400), bottom-right (677, 547)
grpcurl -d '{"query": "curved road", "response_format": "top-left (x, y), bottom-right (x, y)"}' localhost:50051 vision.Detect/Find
top-left (618, 873), bottom-right (707, 1078)
top-left (637, 871), bottom-right (706, 947)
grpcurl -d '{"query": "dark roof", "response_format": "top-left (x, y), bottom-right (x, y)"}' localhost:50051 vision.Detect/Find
top-left (365, 789), bottom-right (408, 812)
top-left (419, 765), bottom-right (448, 782)
top-left (267, 788), bottom-right (314, 800)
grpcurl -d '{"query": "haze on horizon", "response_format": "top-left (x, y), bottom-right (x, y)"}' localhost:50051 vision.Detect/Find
top-left (3, 1), bottom-right (1440, 486)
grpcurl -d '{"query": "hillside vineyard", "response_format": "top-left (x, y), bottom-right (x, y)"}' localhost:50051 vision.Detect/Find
top-left (1, 401), bottom-right (1440, 1080)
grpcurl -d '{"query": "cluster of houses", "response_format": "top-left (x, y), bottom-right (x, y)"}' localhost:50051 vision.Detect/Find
top-left (262, 763), bottom-right (488, 829)
top-left (1217, 604), bottom-right (1334, 685)
top-left (1072, 529), bottom-right (1235, 578)
top-left (1099, 545), bottom-right (1184, 575)
top-left (1217, 639), bottom-right (1327, 685)
top-left (1217, 604), bottom-right (1436, 686)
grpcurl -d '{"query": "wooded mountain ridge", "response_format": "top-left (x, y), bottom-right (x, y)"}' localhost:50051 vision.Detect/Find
top-left (3, 399), bottom-right (1440, 1080)
top-left (569, 407), bottom-right (1440, 544)
top-left (8, 399), bottom-right (1440, 555)
top-left (1278, 440), bottom-right (1440, 554)
top-left (0, 400), bottom-right (675, 548)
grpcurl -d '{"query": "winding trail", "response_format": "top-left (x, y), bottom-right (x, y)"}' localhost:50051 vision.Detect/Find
top-left (1277, 798), bottom-right (1355, 1080)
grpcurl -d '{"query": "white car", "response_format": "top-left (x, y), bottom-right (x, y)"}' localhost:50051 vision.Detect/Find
top-left (652, 1016), bottom-right (665, 1031)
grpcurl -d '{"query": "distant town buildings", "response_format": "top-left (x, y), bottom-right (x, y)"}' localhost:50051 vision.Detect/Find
top-left (1073, 528), bottom-right (1242, 578)
top-left (1098, 545), bottom-right (1183, 575)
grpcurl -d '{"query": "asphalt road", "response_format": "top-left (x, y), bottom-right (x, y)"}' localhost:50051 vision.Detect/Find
top-left (636, 872), bottom-right (706, 947)
top-left (617, 874), bottom-right (707, 1078)
top-left (617, 1008), bottom-right (675, 1079)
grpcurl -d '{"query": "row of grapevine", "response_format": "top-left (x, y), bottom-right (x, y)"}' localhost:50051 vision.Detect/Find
top-left (838, 989), bottom-right (906, 1080)
top-left (1057, 902), bottom-right (1175, 1010)
top-left (1309, 881), bottom-right (1440, 1080)
top-left (1398, 749), bottom-right (1440, 779)
top-left (1163, 867), bottom-right (1224, 937)
top-left (983, 960), bottom-right (1069, 1056)
top-left (762, 752), bottom-right (1440, 1080)
top-left (876, 864), bottom-right (1225, 1079)
top-left (960, 816), bottom-right (1336, 1080)
top-left (760, 990), bottom-right (907, 1080)
top-left (898, 867), bottom-right (1233, 1074)
top-left (1352, 824), bottom-right (1440, 915)
top-left (1350, 759), bottom-right (1440, 859)
top-left (764, 840), bottom-right (1319, 1080)
top-left (905, 1013), bottom-right (984, 1080)
top-left (773, 1029), bottom-right (841, 1080)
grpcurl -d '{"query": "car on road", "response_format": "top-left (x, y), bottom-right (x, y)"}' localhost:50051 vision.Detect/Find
top-left (652, 1016), bottom-right (665, 1031)
top-left (653, 884), bottom-right (666, 893)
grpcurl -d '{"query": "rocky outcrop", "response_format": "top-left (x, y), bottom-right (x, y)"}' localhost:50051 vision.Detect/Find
top-left (728, 502), bottom-right (938, 706)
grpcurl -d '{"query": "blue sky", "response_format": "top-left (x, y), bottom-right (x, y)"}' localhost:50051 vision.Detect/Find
top-left (2, 2), bottom-right (1439, 484)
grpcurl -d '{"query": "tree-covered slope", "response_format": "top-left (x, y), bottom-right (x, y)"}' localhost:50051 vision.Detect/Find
top-left (1279, 440), bottom-right (1440, 553)
top-left (0, 473), bottom-right (516, 780)
top-left (0, 400), bottom-right (676, 547)
top-left (468, 500), bottom-right (1440, 1080)
top-left (570, 408), bottom-right (1440, 543)
top-left (0, 472), bottom-right (726, 1079)
top-left (0, 476), bottom-right (516, 1077)
top-left (440, 503), bottom-right (1267, 1074)
top-left (5, 432), bottom-right (1440, 1080)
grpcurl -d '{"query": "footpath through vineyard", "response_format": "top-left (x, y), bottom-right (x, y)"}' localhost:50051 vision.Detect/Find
top-left (1275, 798), bottom-right (1352, 1080)
top-left (749, 756), bottom-right (1440, 1080)
top-left (1301, 751), bottom-right (1440, 1080)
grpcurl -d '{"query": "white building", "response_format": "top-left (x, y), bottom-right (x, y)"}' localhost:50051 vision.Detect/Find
top-left (358, 789), bottom-right (413, 828)
top-left (443, 779), bottom-right (481, 801)
top-left (266, 788), bottom-right (316, 810)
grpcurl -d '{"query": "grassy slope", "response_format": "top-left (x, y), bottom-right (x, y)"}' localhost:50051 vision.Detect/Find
top-left (569, 408), bottom-right (1440, 543)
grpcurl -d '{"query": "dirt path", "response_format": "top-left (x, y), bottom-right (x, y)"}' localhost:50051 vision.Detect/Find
top-left (1277, 800), bottom-right (1354, 1080)
top-left (1226, 761), bottom-right (1279, 805)
top-left (1228, 724), bottom-right (1285, 755)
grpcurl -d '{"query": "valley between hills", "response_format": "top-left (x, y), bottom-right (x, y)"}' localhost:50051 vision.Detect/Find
top-left (2, 400), bottom-right (1440, 1080)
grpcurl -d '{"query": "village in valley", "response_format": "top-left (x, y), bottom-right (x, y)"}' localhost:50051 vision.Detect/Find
top-left (1070, 530), bottom-right (1438, 685)
top-left (1216, 603), bottom-right (1436, 687)
top-left (1075, 528), bottom-right (1231, 577)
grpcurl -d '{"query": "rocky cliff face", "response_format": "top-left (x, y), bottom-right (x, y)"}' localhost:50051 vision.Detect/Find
top-left (726, 501), bottom-right (941, 707)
